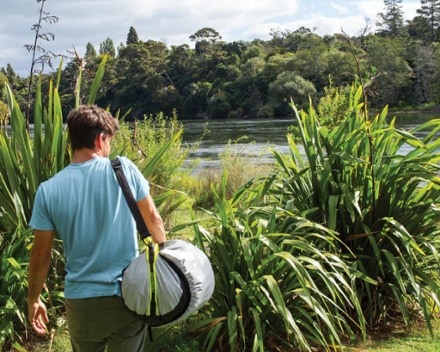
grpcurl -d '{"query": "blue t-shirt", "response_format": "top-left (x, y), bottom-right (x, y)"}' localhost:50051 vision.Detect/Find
top-left (29, 156), bottom-right (150, 299)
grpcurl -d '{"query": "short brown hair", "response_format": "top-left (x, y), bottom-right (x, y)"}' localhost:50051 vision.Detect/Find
top-left (67, 105), bottom-right (119, 150)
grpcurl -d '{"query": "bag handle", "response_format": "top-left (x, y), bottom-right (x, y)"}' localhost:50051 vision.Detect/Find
top-left (111, 157), bottom-right (150, 240)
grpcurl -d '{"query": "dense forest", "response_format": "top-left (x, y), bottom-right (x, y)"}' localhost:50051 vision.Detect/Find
top-left (2, 0), bottom-right (440, 120)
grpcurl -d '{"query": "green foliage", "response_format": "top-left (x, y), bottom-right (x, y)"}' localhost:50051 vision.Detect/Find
top-left (0, 80), bottom-right (69, 351)
top-left (417, 0), bottom-right (440, 41)
top-left (346, 320), bottom-right (440, 351)
top-left (364, 36), bottom-right (413, 106)
top-left (0, 55), bottom-right (110, 350)
top-left (0, 100), bottom-right (7, 130)
top-left (21, 314), bottom-right (440, 351)
top-left (1, 75), bottom-right (68, 230)
top-left (178, 140), bottom-right (273, 209)
top-left (110, 111), bottom-right (193, 228)
top-left (272, 85), bottom-right (440, 329)
top-left (0, 56), bottom-right (188, 349)
top-left (266, 71), bottom-right (317, 114)
top-left (0, 73), bottom-right (8, 129)
top-left (194, 174), bottom-right (369, 351)
top-left (0, 227), bottom-right (32, 350)
top-left (376, 0), bottom-right (405, 37)
top-left (317, 83), bottom-right (351, 128)
top-left (194, 83), bottom-right (440, 351)
top-left (126, 26), bottom-right (139, 45)
top-left (176, 168), bottom-right (219, 209)
top-left (111, 111), bottom-right (188, 187)
top-left (10, 19), bottom-right (440, 119)
top-left (99, 37), bottom-right (116, 57)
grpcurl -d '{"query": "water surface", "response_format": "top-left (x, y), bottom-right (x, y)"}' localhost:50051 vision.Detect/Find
top-left (182, 112), bottom-right (438, 172)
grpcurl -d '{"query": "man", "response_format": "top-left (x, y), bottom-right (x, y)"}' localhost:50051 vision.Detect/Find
top-left (27, 104), bottom-right (166, 351)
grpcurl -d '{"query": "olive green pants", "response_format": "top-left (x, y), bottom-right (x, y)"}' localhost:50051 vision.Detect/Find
top-left (65, 296), bottom-right (147, 352)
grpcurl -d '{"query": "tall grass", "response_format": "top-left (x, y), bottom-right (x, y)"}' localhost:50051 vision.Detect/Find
top-left (179, 140), bottom-right (274, 209)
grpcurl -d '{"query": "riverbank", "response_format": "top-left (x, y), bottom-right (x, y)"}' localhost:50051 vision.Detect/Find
top-left (387, 103), bottom-right (440, 114)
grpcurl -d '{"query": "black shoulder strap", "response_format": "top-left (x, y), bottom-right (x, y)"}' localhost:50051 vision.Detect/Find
top-left (111, 157), bottom-right (150, 239)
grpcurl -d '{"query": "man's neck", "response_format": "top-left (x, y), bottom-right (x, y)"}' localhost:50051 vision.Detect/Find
top-left (72, 148), bottom-right (103, 163)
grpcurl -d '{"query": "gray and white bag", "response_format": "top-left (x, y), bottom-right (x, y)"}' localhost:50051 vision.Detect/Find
top-left (111, 158), bottom-right (215, 326)
top-left (122, 239), bottom-right (215, 325)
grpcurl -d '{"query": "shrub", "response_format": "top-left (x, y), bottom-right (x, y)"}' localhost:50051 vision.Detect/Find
top-left (179, 140), bottom-right (274, 209)
top-left (272, 85), bottom-right (440, 330)
top-left (110, 110), bottom-right (193, 228)
top-left (111, 110), bottom-right (190, 189)
top-left (193, 175), bottom-right (369, 351)
top-left (194, 83), bottom-right (440, 351)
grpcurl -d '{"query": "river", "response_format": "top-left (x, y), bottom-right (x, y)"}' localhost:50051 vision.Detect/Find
top-left (181, 112), bottom-right (439, 173)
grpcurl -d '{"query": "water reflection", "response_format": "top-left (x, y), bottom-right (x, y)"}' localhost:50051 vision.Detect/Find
top-left (182, 113), bottom-right (439, 172)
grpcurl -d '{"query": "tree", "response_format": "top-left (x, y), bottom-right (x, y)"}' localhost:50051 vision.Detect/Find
top-left (417, 0), bottom-right (440, 41)
top-left (189, 27), bottom-right (222, 43)
top-left (2, 64), bottom-right (27, 113)
top-left (410, 42), bottom-right (440, 104)
top-left (284, 35), bottom-right (330, 91)
top-left (190, 27), bottom-right (222, 55)
top-left (407, 15), bottom-right (432, 40)
top-left (109, 41), bottom-right (170, 116)
top-left (85, 42), bottom-right (97, 59)
top-left (265, 71), bottom-right (317, 115)
top-left (99, 37), bottom-right (116, 57)
top-left (126, 26), bottom-right (139, 45)
top-left (110, 43), bottom-right (151, 115)
top-left (320, 49), bottom-right (358, 87)
top-left (207, 90), bottom-right (232, 119)
top-left (181, 81), bottom-right (212, 117)
top-left (167, 44), bottom-right (197, 92)
top-left (364, 36), bottom-right (413, 106)
top-left (376, 0), bottom-right (405, 37)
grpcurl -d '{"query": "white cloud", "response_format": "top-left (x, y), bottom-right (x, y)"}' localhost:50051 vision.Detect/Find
top-left (0, 0), bottom-right (421, 76)
top-left (329, 2), bottom-right (351, 16)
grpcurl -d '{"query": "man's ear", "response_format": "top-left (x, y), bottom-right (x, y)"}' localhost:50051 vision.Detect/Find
top-left (95, 133), bottom-right (104, 149)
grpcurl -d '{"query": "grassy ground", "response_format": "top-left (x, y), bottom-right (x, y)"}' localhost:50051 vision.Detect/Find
top-left (20, 318), bottom-right (440, 352)
top-left (24, 319), bottom-right (202, 352)
top-left (343, 319), bottom-right (440, 352)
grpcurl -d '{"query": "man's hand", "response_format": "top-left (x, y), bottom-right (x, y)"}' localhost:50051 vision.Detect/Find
top-left (28, 299), bottom-right (49, 335)
top-left (27, 229), bottom-right (54, 335)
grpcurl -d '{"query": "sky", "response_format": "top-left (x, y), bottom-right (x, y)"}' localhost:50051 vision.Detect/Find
top-left (0, 0), bottom-right (421, 77)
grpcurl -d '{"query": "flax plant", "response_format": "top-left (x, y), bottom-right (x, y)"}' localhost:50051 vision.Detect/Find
top-left (0, 58), bottom-right (107, 349)
top-left (271, 85), bottom-right (440, 332)
top-left (193, 174), bottom-right (372, 351)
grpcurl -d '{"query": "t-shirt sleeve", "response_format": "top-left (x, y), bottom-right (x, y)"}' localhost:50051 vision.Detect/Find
top-left (121, 157), bottom-right (150, 201)
top-left (29, 184), bottom-right (55, 230)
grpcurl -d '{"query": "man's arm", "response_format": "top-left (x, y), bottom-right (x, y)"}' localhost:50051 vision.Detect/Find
top-left (137, 195), bottom-right (166, 244)
top-left (27, 229), bottom-right (55, 335)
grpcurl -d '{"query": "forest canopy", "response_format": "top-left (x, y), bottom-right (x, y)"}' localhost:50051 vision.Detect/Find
top-left (2, 0), bottom-right (440, 120)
